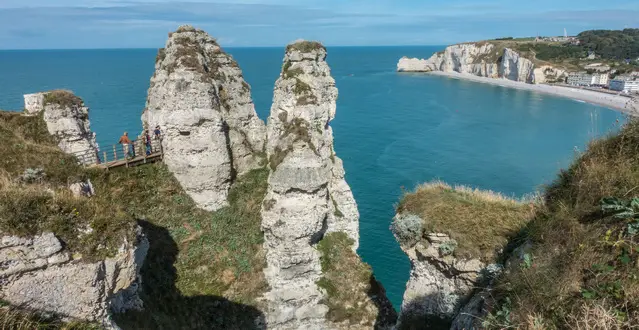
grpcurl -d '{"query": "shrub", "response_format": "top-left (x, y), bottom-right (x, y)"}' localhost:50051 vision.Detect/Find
top-left (390, 213), bottom-right (423, 248)
top-left (43, 90), bottom-right (83, 108)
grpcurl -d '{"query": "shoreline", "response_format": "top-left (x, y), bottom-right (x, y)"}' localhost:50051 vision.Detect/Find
top-left (422, 71), bottom-right (637, 116)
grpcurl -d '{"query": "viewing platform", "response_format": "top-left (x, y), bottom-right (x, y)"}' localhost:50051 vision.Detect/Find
top-left (71, 139), bottom-right (164, 170)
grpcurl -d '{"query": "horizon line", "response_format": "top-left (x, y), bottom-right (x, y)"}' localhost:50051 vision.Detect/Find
top-left (0, 44), bottom-right (446, 51)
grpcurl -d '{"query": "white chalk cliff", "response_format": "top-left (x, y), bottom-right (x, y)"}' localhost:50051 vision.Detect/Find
top-left (260, 40), bottom-right (361, 329)
top-left (143, 25), bottom-right (266, 212)
top-left (24, 91), bottom-right (99, 165)
top-left (397, 43), bottom-right (565, 84)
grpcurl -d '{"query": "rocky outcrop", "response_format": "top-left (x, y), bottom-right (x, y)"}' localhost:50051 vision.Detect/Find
top-left (533, 65), bottom-right (568, 84)
top-left (0, 228), bottom-right (149, 326)
top-left (23, 91), bottom-right (99, 165)
top-left (391, 214), bottom-right (500, 329)
top-left (398, 43), bottom-right (565, 85)
top-left (142, 25), bottom-right (266, 211)
top-left (260, 40), bottom-right (362, 329)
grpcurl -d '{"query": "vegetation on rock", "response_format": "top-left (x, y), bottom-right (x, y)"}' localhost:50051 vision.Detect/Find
top-left (43, 90), bottom-right (83, 108)
top-left (286, 40), bottom-right (325, 53)
top-left (0, 110), bottom-right (269, 328)
top-left (484, 119), bottom-right (639, 329)
top-left (0, 301), bottom-right (100, 330)
top-left (397, 181), bottom-right (534, 261)
top-left (316, 232), bottom-right (397, 328)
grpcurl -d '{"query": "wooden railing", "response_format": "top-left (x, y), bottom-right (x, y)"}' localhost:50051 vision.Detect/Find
top-left (70, 139), bottom-right (164, 169)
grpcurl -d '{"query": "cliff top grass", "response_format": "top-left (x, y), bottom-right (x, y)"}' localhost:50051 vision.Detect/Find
top-left (316, 232), bottom-right (397, 327)
top-left (0, 110), bottom-right (132, 262)
top-left (286, 40), bottom-right (325, 53)
top-left (396, 181), bottom-right (535, 261)
top-left (43, 90), bottom-right (84, 108)
top-left (484, 119), bottom-right (639, 328)
top-left (0, 110), bottom-right (270, 327)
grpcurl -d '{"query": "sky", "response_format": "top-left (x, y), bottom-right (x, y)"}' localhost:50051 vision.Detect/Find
top-left (0, 0), bottom-right (638, 49)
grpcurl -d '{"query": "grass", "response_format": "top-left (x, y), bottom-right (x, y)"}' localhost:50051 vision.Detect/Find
top-left (43, 90), bottom-right (83, 108)
top-left (268, 117), bottom-right (319, 171)
top-left (286, 40), bottom-right (325, 53)
top-left (396, 181), bottom-right (534, 261)
top-left (0, 110), bottom-right (271, 327)
top-left (0, 302), bottom-right (100, 330)
top-left (484, 119), bottom-right (639, 328)
top-left (316, 232), bottom-right (397, 327)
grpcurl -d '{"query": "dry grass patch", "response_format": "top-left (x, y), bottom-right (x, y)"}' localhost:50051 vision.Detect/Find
top-left (397, 180), bottom-right (535, 261)
top-left (0, 302), bottom-right (100, 330)
top-left (487, 120), bottom-right (639, 329)
top-left (43, 90), bottom-right (83, 108)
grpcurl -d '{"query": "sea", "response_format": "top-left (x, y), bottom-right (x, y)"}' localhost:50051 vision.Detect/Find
top-left (0, 46), bottom-right (626, 309)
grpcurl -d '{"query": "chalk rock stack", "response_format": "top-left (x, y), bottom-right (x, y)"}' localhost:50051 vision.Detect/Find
top-left (142, 25), bottom-right (265, 211)
top-left (260, 40), bottom-right (360, 329)
top-left (23, 91), bottom-right (99, 164)
top-left (0, 229), bottom-right (149, 326)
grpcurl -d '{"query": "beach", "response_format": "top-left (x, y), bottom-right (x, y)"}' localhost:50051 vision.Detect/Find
top-left (427, 71), bottom-right (637, 116)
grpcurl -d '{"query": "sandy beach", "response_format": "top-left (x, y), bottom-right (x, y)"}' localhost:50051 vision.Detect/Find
top-left (426, 71), bottom-right (637, 116)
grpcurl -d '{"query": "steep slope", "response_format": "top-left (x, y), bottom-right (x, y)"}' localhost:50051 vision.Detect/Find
top-left (261, 40), bottom-right (396, 329)
top-left (143, 25), bottom-right (266, 211)
top-left (0, 99), bottom-right (146, 328)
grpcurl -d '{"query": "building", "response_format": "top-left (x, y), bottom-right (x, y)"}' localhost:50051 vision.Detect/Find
top-left (567, 72), bottom-right (593, 86)
top-left (610, 79), bottom-right (639, 93)
top-left (591, 73), bottom-right (609, 87)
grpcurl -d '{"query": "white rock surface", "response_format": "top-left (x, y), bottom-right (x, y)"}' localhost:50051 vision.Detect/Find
top-left (142, 25), bottom-right (266, 211)
top-left (533, 65), bottom-right (568, 84)
top-left (398, 43), bottom-right (566, 85)
top-left (0, 228), bottom-right (149, 325)
top-left (501, 48), bottom-right (535, 83)
top-left (23, 91), bottom-right (99, 165)
top-left (260, 41), bottom-right (360, 329)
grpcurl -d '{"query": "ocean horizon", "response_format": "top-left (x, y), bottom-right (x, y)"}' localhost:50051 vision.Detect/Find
top-left (0, 46), bottom-right (625, 309)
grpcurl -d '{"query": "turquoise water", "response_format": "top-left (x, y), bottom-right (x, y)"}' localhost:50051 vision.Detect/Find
top-left (0, 47), bottom-right (625, 309)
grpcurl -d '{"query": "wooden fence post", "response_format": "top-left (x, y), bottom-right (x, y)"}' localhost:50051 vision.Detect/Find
top-left (113, 145), bottom-right (117, 162)
top-left (103, 151), bottom-right (107, 164)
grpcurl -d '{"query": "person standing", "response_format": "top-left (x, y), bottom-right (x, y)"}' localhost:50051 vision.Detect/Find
top-left (144, 129), bottom-right (152, 155)
top-left (154, 125), bottom-right (162, 141)
top-left (118, 132), bottom-right (133, 159)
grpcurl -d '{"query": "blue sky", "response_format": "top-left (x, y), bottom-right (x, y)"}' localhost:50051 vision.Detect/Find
top-left (1, 0), bottom-right (637, 49)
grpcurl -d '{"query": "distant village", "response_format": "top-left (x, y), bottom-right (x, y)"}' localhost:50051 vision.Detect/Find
top-left (536, 29), bottom-right (639, 94)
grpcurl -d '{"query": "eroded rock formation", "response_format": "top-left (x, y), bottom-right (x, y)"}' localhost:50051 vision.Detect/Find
top-left (0, 228), bottom-right (149, 326)
top-left (391, 214), bottom-right (500, 329)
top-left (260, 40), bottom-right (365, 329)
top-left (143, 25), bottom-right (266, 211)
top-left (397, 43), bottom-right (565, 84)
top-left (23, 91), bottom-right (99, 164)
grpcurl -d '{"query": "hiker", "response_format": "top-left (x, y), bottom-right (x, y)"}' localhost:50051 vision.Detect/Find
top-left (118, 132), bottom-right (133, 158)
top-left (144, 129), bottom-right (152, 155)
top-left (154, 125), bottom-right (162, 141)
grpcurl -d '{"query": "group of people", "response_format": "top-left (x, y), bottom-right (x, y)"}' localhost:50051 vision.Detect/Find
top-left (118, 125), bottom-right (162, 159)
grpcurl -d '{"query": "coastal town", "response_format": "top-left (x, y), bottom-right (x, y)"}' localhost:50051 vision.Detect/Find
top-left (397, 28), bottom-right (639, 113)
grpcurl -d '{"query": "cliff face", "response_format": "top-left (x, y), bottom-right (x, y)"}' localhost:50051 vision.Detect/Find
top-left (398, 43), bottom-right (562, 84)
top-left (260, 41), bottom-right (394, 329)
top-left (391, 215), bottom-right (494, 329)
top-left (23, 91), bottom-right (99, 164)
top-left (0, 229), bottom-right (148, 326)
top-left (143, 25), bottom-right (266, 211)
